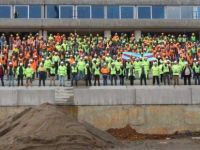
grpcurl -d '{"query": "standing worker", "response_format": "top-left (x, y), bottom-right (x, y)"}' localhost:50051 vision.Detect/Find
top-left (71, 63), bottom-right (78, 86)
top-left (100, 63), bottom-right (110, 86)
top-left (50, 63), bottom-right (56, 86)
top-left (110, 63), bottom-right (117, 85)
top-left (7, 62), bottom-right (15, 86)
top-left (163, 61), bottom-right (171, 85)
top-left (182, 62), bottom-right (192, 85)
top-left (38, 63), bottom-right (47, 86)
top-left (172, 61), bottom-right (180, 86)
top-left (139, 64), bottom-right (147, 85)
top-left (0, 63), bottom-right (4, 86)
top-left (119, 64), bottom-right (125, 85)
top-left (58, 61), bottom-right (67, 87)
top-left (193, 62), bottom-right (200, 85)
top-left (16, 63), bottom-right (25, 86)
top-left (25, 64), bottom-right (34, 87)
top-left (84, 64), bottom-right (92, 86)
top-left (152, 62), bottom-right (160, 85)
top-left (128, 65), bottom-right (135, 85)
top-left (93, 64), bottom-right (100, 86)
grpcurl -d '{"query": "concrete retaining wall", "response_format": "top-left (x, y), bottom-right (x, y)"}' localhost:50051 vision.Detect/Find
top-left (0, 87), bottom-right (55, 106)
top-left (77, 105), bottom-right (200, 134)
top-left (74, 86), bottom-right (200, 105)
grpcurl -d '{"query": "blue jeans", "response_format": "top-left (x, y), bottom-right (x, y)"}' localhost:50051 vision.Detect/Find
top-left (102, 75), bottom-right (108, 85)
top-left (8, 75), bottom-right (14, 86)
top-left (78, 70), bottom-right (84, 80)
top-left (194, 74), bottom-right (200, 85)
top-left (59, 76), bottom-right (65, 86)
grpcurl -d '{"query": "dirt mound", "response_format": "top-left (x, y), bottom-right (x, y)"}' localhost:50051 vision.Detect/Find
top-left (107, 125), bottom-right (171, 141)
top-left (0, 104), bottom-right (119, 150)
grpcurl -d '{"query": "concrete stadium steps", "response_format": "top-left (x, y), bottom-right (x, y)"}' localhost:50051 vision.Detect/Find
top-left (55, 87), bottom-right (74, 105)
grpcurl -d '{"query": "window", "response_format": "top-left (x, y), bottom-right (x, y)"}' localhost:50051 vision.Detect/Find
top-left (47, 5), bottom-right (59, 18)
top-left (181, 6), bottom-right (193, 19)
top-left (138, 6), bottom-right (151, 19)
top-left (77, 6), bottom-right (90, 18)
top-left (29, 5), bottom-right (41, 18)
top-left (15, 5), bottom-right (28, 18)
top-left (121, 6), bottom-right (134, 19)
top-left (0, 6), bottom-right (11, 18)
top-left (152, 6), bottom-right (164, 19)
top-left (60, 5), bottom-right (73, 18)
top-left (92, 5), bottom-right (104, 19)
top-left (197, 7), bottom-right (200, 19)
top-left (166, 6), bottom-right (181, 19)
top-left (107, 5), bottom-right (119, 19)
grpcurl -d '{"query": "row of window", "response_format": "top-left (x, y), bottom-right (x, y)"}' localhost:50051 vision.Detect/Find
top-left (0, 5), bottom-right (200, 19)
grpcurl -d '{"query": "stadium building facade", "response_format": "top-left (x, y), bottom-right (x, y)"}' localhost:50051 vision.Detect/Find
top-left (0, 0), bottom-right (200, 39)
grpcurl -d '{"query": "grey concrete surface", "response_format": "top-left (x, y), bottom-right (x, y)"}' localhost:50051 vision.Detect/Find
top-left (109, 139), bottom-right (200, 150)
top-left (1, 19), bottom-right (200, 30)
top-left (1, 0), bottom-right (200, 5)
top-left (74, 87), bottom-right (135, 105)
top-left (74, 86), bottom-right (200, 105)
top-left (136, 87), bottom-right (192, 104)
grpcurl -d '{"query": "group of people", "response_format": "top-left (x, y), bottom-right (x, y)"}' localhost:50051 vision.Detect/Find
top-left (0, 32), bottom-right (200, 87)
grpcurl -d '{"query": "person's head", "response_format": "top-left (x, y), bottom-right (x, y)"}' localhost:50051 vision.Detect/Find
top-left (0, 63), bottom-right (2, 66)
top-left (20, 63), bottom-right (23, 66)
top-left (61, 61), bottom-right (64, 66)
top-left (28, 63), bottom-right (31, 67)
top-left (40, 63), bottom-right (43, 67)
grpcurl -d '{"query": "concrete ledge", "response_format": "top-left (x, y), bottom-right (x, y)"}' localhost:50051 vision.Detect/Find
top-left (0, 87), bottom-right (55, 106)
top-left (17, 89), bottom-right (55, 106)
top-left (74, 86), bottom-right (200, 105)
top-left (74, 86), bottom-right (135, 105)
top-left (136, 87), bottom-right (191, 105)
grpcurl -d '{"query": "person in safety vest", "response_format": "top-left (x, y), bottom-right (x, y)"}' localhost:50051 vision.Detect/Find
top-left (84, 64), bottom-right (92, 86)
top-left (110, 63), bottom-right (117, 85)
top-left (38, 63), bottom-right (47, 86)
top-left (25, 64), bottom-right (34, 87)
top-left (71, 62), bottom-right (78, 86)
top-left (172, 61), bottom-right (180, 86)
top-left (119, 64), bottom-right (125, 85)
top-left (50, 63), bottom-right (56, 86)
top-left (16, 63), bottom-right (25, 86)
top-left (7, 62), bottom-right (15, 86)
top-left (152, 62), bottom-right (160, 85)
top-left (162, 60), bottom-right (171, 85)
top-left (100, 63), bottom-right (110, 86)
top-left (58, 61), bottom-right (67, 87)
top-left (193, 61), bottom-right (200, 85)
top-left (93, 64), bottom-right (100, 86)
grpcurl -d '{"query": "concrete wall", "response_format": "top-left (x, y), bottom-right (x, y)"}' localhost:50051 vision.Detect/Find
top-left (0, 87), bottom-right (55, 106)
top-left (77, 105), bottom-right (200, 134)
top-left (1, 19), bottom-right (200, 30)
top-left (1, 0), bottom-right (200, 5)
top-left (74, 86), bottom-right (200, 105)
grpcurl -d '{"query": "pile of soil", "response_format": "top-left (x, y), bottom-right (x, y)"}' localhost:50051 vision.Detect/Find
top-left (0, 104), bottom-right (119, 150)
top-left (107, 125), bottom-right (171, 141)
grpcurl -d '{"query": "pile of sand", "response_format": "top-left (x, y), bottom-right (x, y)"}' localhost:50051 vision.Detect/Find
top-left (0, 104), bottom-right (119, 150)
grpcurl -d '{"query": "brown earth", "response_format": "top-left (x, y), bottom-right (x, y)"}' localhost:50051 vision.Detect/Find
top-left (0, 104), bottom-right (119, 150)
top-left (107, 125), bottom-right (200, 141)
